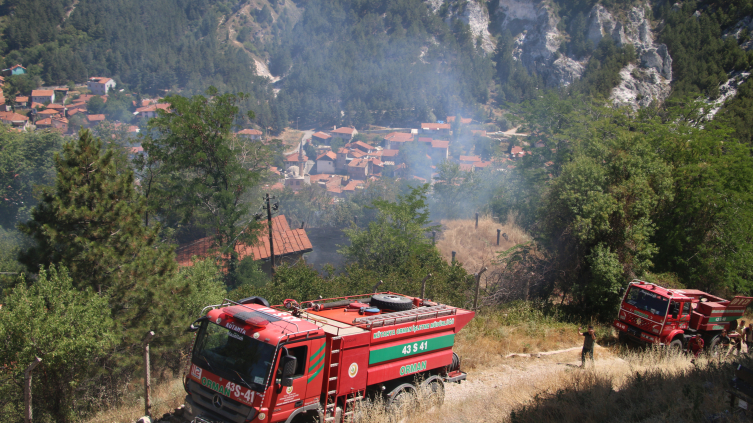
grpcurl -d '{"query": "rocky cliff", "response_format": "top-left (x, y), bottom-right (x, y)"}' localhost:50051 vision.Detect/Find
top-left (490, 0), bottom-right (672, 108)
top-left (427, 0), bottom-right (496, 53)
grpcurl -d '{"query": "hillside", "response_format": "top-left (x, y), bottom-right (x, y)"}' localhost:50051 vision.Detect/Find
top-left (4, 0), bottom-right (753, 133)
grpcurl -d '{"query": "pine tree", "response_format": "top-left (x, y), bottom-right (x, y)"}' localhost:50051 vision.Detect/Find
top-left (18, 129), bottom-right (177, 341)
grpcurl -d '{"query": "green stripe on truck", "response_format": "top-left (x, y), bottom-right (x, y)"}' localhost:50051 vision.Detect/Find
top-left (369, 334), bottom-right (455, 365)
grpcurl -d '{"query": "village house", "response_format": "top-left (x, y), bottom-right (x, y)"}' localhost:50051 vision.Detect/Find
top-left (330, 126), bottom-right (358, 142)
top-left (349, 140), bottom-right (374, 153)
top-left (312, 131), bottom-right (332, 144)
top-left (2, 64), bottom-right (26, 76)
top-left (30, 90), bottom-right (55, 104)
top-left (430, 140), bottom-right (450, 162)
top-left (87, 77), bottom-right (117, 96)
top-left (348, 158), bottom-right (369, 180)
top-left (421, 122), bottom-right (451, 135)
top-left (37, 109), bottom-right (61, 119)
top-left (175, 214), bottom-right (312, 276)
top-left (383, 131), bottom-right (413, 149)
top-left (14, 96), bottom-right (28, 108)
top-left (316, 151), bottom-right (337, 174)
top-left (0, 111), bottom-right (29, 129)
top-left (335, 147), bottom-right (349, 172)
top-left (367, 158), bottom-right (384, 176)
top-left (510, 146), bottom-right (526, 159)
top-left (237, 128), bottom-right (263, 140)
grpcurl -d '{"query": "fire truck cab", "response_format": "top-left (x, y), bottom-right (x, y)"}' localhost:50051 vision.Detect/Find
top-left (613, 280), bottom-right (753, 351)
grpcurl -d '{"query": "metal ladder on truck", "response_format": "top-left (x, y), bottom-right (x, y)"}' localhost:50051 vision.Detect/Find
top-left (323, 336), bottom-right (343, 422)
top-left (323, 337), bottom-right (364, 422)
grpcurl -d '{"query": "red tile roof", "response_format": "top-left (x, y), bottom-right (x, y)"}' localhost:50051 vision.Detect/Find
top-left (351, 141), bottom-right (374, 151)
top-left (312, 131), bottom-right (331, 139)
top-left (15, 96), bottom-right (28, 102)
top-left (38, 109), bottom-right (60, 115)
top-left (317, 151), bottom-right (336, 161)
top-left (510, 146), bottom-right (525, 156)
top-left (87, 114), bottom-right (106, 122)
top-left (431, 140), bottom-right (449, 149)
top-left (45, 103), bottom-right (65, 110)
top-left (31, 90), bottom-right (54, 97)
top-left (349, 150), bottom-right (366, 158)
top-left (418, 137), bottom-right (433, 143)
top-left (0, 111), bottom-right (28, 122)
top-left (384, 132), bottom-right (413, 142)
top-left (35, 118), bottom-right (52, 126)
top-left (175, 215), bottom-right (313, 267)
top-left (459, 163), bottom-right (474, 171)
top-left (349, 158), bottom-right (367, 168)
top-left (332, 126), bottom-right (357, 135)
top-left (285, 153), bottom-right (308, 162)
top-left (381, 149), bottom-right (399, 157)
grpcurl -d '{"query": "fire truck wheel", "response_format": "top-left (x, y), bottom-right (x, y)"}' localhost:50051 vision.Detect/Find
top-left (423, 377), bottom-right (445, 406)
top-left (371, 294), bottom-right (414, 312)
top-left (708, 335), bottom-right (722, 355)
top-left (668, 338), bottom-right (683, 352)
top-left (387, 383), bottom-right (417, 412)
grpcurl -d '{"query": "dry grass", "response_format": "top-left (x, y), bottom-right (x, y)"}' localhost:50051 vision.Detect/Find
top-left (435, 213), bottom-right (531, 278)
top-left (87, 309), bottom-right (753, 422)
top-left (85, 377), bottom-right (185, 423)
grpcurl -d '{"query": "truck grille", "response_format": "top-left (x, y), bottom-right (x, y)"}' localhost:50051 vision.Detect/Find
top-left (188, 380), bottom-right (252, 423)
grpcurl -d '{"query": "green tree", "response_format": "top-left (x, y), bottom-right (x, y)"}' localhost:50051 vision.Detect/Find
top-left (87, 95), bottom-right (105, 114)
top-left (340, 184), bottom-right (439, 273)
top-left (18, 129), bottom-right (177, 342)
top-left (142, 88), bottom-right (266, 276)
top-left (0, 265), bottom-right (116, 422)
top-left (0, 126), bottom-right (63, 228)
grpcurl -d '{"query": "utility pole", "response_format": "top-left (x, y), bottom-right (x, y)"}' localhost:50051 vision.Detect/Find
top-left (143, 331), bottom-right (155, 419)
top-left (266, 193), bottom-right (275, 273)
top-left (24, 357), bottom-right (42, 423)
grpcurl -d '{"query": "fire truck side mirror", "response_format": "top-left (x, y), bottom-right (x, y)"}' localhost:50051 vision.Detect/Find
top-left (188, 316), bottom-right (207, 332)
top-left (280, 355), bottom-right (297, 387)
top-left (671, 303), bottom-right (679, 319)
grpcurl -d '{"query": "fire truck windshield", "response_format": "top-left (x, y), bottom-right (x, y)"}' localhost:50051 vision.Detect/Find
top-left (192, 321), bottom-right (276, 393)
top-left (624, 286), bottom-right (670, 317)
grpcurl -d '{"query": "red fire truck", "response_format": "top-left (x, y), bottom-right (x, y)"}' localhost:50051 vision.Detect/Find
top-left (613, 280), bottom-right (753, 351)
top-left (183, 292), bottom-right (474, 423)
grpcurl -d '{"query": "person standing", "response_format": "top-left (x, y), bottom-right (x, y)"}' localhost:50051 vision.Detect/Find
top-left (738, 320), bottom-right (747, 352)
top-left (579, 325), bottom-right (596, 367)
top-left (689, 335), bottom-right (704, 363)
top-left (746, 323), bottom-right (753, 354)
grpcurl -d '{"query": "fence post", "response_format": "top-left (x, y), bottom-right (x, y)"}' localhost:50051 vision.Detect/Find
top-left (432, 231), bottom-right (436, 246)
top-left (420, 273), bottom-right (432, 300)
top-left (451, 251), bottom-right (456, 264)
top-left (496, 229), bottom-right (501, 246)
top-left (475, 213), bottom-right (479, 229)
top-left (24, 357), bottom-right (42, 423)
top-left (473, 267), bottom-right (488, 311)
top-left (144, 331), bottom-right (155, 418)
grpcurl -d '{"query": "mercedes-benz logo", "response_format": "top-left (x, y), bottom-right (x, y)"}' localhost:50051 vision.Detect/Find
top-left (212, 394), bottom-right (223, 409)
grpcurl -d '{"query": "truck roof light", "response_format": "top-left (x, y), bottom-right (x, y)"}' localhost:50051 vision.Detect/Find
top-left (245, 316), bottom-right (269, 327)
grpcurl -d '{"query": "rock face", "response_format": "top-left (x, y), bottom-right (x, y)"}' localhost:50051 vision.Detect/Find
top-left (491, 0), bottom-right (672, 108)
top-left (427, 0), bottom-right (496, 53)
top-left (585, 5), bottom-right (672, 107)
